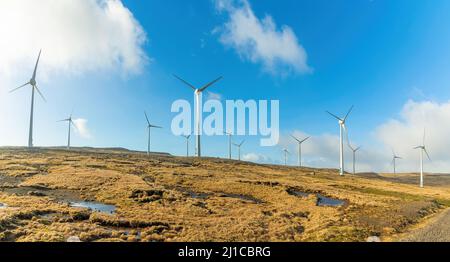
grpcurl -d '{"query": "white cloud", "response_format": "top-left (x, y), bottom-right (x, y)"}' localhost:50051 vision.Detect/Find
top-left (275, 100), bottom-right (450, 173)
top-left (73, 118), bottom-right (92, 139)
top-left (242, 152), bottom-right (272, 163)
top-left (0, 0), bottom-right (147, 77)
top-left (375, 100), bottom-right (450, 173)
top-left (206, 91), bottom-right (223, 101)
top-left (213, 0), bottom-right (311, 76)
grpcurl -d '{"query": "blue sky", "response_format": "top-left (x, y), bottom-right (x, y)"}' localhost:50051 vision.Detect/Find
top-left (2, 0), bottom-right (450, 172)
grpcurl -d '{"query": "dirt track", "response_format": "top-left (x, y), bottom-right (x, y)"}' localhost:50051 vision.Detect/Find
top-left (401, 208), bottom-right (450, 242)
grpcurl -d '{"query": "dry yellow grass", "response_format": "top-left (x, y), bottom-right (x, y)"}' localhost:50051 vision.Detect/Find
top-left (1, 147), bottom-right (450, 242)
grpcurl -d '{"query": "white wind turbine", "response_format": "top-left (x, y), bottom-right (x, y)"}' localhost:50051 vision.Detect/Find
top-left (224, 131), bottom-right (233, 159)
top-left (181, 133), bottom-right (192, 157)
top-left (326, 106), bottom-right (354, 176)
top-left (232, 140), bottom-right (245, 161)
top-left (290, 135), bottom-right (309, 167)
top-left (174, 75), bottom-right (223, 157)
top-left (414, 130), bottom-right (431, 188)
top-left (348, 143), bottom-right (361, 175)
top-left (10, 50), bottom-right (46, 148)
top-left (58, 111), bottom-right (76, 149)
top-left (283, 148), bottom-right (290, 166)
top-left (144, 111), bottom-right (162, 155)
top-left (391, 150), bottom-right (402, 175)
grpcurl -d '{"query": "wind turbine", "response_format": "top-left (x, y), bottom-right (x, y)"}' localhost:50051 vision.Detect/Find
top-left (174, 75), bottom-right (223, 157)
top-left (414, 130), bottom-right (431, 188)
top-left (326, 106), bottom-right (354, 176)
top-left (391, 150), bottom-right (402, 175)
top-left (144, 111), bottom-right (162, 155)
top-left (224, 131), bottom-right (232, 159)
top-left (181, 133), bottom-right (191, 157)
top-left (10, 50), bottom-right (46, 148)
top-left (58, 111), bottom-right (76, 149)
top-left (232, 140), bottom-right (245, 161)
top-left (348, 143), bottom-right (361, 175)
top-left (283, 148), bottom-right (290, 166)
top-left (290, 135), bottom-right (309, 167)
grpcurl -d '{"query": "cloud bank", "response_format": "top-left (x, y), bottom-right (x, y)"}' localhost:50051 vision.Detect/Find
top-left (249, 100), bottom-right (450, 174)
top-left (214, 0), bottom-right (311, 76)
top-left (0, 0), bottom-right (148, 77)
top-left (73, 118), bottom-right (92, 139)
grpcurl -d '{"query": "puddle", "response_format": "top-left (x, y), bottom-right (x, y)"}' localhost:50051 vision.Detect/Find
top-left (70, 201), bottom-right (116, 214)
top-left (0, 203), bottom-right (8, 209)
top-left (316, 194), bottom-right (345, 207)
top-left (286, 188), bottom-right (310, 197)
top-left (218, 193), bottom-right (264, 204)
top-left (287, 188), bottom-right (345, 207)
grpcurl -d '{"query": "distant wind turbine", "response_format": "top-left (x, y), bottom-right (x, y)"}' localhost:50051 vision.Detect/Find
top-left (224, 131), bottom-right (232, 159)
top-left (181, 133), bottom-right (191, 157)
top-left (144, 111), bottom-right (162, 155)
top-left (326, 106), bottom-right (354, 176)
top-left (290, 135), bottom-right (309, 167)
top-left (391, 150), bottom-right (402, 175)
top-left (58, 111), bottom-right (76, 149)
top-left (414, 130), bottom-right (431, 188)
top-left (233, 140), bottom-right (245, 161)
top-left (174, 75), bottom-right (223, 157)
top-left (348, 143), bottom-right (361, 175)
top-left (283, 148), bottom-right (290, 166)
top-left (10, 50), bottom-right (46, 148)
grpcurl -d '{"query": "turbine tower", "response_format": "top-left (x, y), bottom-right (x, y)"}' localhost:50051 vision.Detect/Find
top-left (232, 140), bottom-right (245, 161)
top-left (144, 111), bottom-right (162, 155)
top-left (58, 111), bottom-right (76, 149)
top-left (182, 133), bottom-right (191, 157)
top-left (290, 135), bottom-right (309, 167)
top-left (224, 131), bottom-right (233, 159)
top-left (414, 130), bottom-right (431, 188)
top-left (174, 75), bottom-right (223, 157)
top-left (326, 106), bottom-right (354, 176)
top-left (392, 150), bottom-right (402, 174)
top-left (283, 148), bottom-right (290, 166)
top-left (348, 143), bottom-right (361, 175)
top-left (10, 50), bottom-right (46, 148)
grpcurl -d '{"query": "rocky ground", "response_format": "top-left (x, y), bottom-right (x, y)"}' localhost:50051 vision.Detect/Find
top-left (1, 147), bottom-right (450, 242)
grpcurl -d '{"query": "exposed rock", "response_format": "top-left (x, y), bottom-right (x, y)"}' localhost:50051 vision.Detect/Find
top-left (366, 236), bottom-right (381, 242)
top-left (67, 236), bottom-right (82, 242)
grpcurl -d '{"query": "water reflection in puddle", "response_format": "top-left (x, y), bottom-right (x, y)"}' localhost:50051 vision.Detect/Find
top-left (70, 201), bottom-right (116, 214)
top-left (316, 194), bottom-right (346, 207)
top-left (286, 189), bottom-right (345, 207)
top-left (0, 203), bottom-right (7, 209)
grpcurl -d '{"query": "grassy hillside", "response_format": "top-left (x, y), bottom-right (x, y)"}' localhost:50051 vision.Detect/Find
top-left (1, 148), bottom-right (449, 242)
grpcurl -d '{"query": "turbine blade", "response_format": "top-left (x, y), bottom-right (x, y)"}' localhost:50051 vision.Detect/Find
top-left (343, 105), bottom-right (354, 122)
top-left (144, 111), bottom-right (150, 125)
top-left (290, 134), bottom-right (300, 143)
top-left (355, 146), bottom-right (361, 152)
top-left (150, 125), bottom-right (163, 129)
top-left (413, 146), bottom-right (421, 149)
top-left (424, 148), bottom-right (431, 161)
top-left (10, 82), bottom-right (30, 93)
top-left (70, 120), bottom-right (78, 130)
top-left (173, 74), bottom-right (196, 90)
top-left (199, 76), bottom-right (223, 92)
top-left (239, 140), bottom-right (245, 146)
top-left (32, 49), bottom-right (42, 81)
top-left (57, 119), bottom-right (69, 122)
top-left (34, 85), bottom-right (46, 102)
top-left (326, 111), bottom-right (342, 121)
top-left (423, 128), bottom-right (426, 146)
top-left (300, 136), bottom-right (310, 143)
